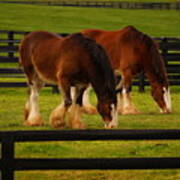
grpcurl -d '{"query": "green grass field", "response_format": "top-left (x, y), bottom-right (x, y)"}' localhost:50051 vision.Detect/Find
top-left (1, 87), bottom-right (180, 131)
top-left (1, 87), bottom-right (180, 179)
top-left (0, 3), bottom-right (180, 36)
top-left (0, 2), bottom-right (180, 180)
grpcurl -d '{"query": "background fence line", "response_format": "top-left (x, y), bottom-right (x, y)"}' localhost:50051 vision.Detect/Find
top-left (0, 30), bottom-right (180, 91)
top-left (1, 129), bottom-right (180, 180)
top-left (0, 1), bottom-right (180, 10)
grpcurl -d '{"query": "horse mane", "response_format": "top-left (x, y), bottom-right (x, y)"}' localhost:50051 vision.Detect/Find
top-left (123, 26), bottom-right (168, 86)
top-left (69, 33), bottom-right (116, 98)
top-left (142, 33), bottom-right (168, 86)
top-left (148, 38), bottom-right (169, 85)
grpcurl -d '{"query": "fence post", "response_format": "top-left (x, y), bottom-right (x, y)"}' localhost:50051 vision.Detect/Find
top-left (1, 133), bottom-right (14, 180)
top-left (138, 71), bottom-right (145, 92)
top-left (161, 37), bottom-right (168, 66)
top-left (8, 31), bottom-right (14, 59)
top-left (52, 85), bottom-right (59, 94)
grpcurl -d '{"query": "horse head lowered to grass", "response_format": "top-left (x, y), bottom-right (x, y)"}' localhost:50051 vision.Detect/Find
top-left (82, 26), bottom-right (171, 115)
top-left (19, 31), bottom-right (118, 129)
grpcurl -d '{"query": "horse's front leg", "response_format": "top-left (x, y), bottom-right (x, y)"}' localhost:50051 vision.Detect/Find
top-left (115, 77), bottom-right (124, 114)
top-left (82, 86), bottom-right (97, 114)
top-left (49, 80), bottom-right (72, 129)
top-left (119, 73), bottom-right (140, 115)
top-left (67, 85), bottom-right (87, 129)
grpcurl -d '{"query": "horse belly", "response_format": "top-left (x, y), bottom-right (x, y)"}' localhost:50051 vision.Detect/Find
top-left (32, 57), bottom-right (58, 84)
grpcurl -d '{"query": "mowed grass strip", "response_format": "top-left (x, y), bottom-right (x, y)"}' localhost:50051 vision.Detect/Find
top-left (0, 87), bottom-right (180, 130)
top-left (0, 3), bottom-right (180, 36)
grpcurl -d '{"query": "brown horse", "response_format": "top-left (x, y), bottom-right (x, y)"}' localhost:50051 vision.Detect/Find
top-left (19, 31), bottom-right (118, 129)
top-left (82, 26), bottom-right (171, 114)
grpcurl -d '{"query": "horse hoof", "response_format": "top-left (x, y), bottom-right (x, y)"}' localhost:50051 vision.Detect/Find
top-left (50, 117), bottom-right (66, 129)
top-left (117, 108), bottom-right (123, 114)
top-left (24, 118), bottom-right (44, 126)
top-left (24, 114), bottom-right (44, 126)
top-left (104, 120), bottom-right (118, 129)
top-left (105, 123), bottom-right (117, 129)
top-left (121, 107), bottom-right (140, 115)
top-left (82, 106), bottom-right (97, 114)
top-left (71, 122), bottom-right (86, 129)
top-left (160, 106), bottom-right (172, 114)
top-left (161, 110), bottom-right (171, 114)
top-left (24, 121), bottom-right (44, 126)
top-left (51, 122), bottom-right (66, 129)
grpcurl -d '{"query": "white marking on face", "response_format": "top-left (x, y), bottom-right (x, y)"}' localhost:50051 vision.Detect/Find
top-left (109, 104), bottom-right (118, 128)
top-left (163, 87), bottom-right (172, 112)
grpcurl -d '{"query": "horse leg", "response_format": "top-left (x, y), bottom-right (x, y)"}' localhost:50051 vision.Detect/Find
top-left (67, 85), bottom-right (86, 129)
top-left (81, 86), bottom-right (97, 114)
top-left (24, 77), bottom-right (44, 126)
top-left (115, 78), bottom-right (124, 114)
top-left (24, 88), bottom-right (31, 121)
top-left (49, 79), bottom-right (72, 129)
top-left (120, 73), bottom-right (140, 115)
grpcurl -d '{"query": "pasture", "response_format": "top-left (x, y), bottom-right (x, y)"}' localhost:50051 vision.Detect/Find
top-left (0, 2), bottom-right (180, 180)
top-left (1, 87), bottom-right (180, 179)
top-left (0, 3), bottom-right (180, 36)
top-left (1, 87), bottom-right (180, 131)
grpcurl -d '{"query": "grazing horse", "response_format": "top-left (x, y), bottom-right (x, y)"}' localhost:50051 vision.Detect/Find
top-left (82, 26), bottom-right (171, 114)
top-left (19, 31), bottom-right (117, 129)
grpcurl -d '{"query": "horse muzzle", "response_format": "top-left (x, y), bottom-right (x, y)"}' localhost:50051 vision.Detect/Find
top-left (161, 107), bottom-right (172, 114)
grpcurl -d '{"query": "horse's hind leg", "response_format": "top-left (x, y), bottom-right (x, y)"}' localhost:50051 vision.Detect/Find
top-left (25, 75), bottom-right (44, 126)
top-left (118, 72), bottom-right (140, 115)
top-left (67, 85), bottom-right (86, 129)
top-left (81, 86), bottom-right (97, 114)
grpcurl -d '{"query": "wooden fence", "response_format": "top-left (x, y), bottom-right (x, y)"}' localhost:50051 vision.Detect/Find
top-left (1, 1), bottom-right (180, 10)
top-left (0, 30), bottom-right (180, 91)
top-left (1, 129), bottom-right (180, 180)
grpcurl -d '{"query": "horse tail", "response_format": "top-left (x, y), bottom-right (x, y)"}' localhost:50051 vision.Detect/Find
top-left (70, 33), bottom-right (116, 97)
top-left (19, 34), bottom-right (31, 65)
top-left (18, 38), bottom-right (25, 66)
top-left (18, 34), bottom-right (36, 85)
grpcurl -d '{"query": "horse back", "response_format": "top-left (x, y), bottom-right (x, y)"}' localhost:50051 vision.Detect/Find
top-left (82, 26), bottom-right (163, 75)
top-left (19, 31), bottom-right (62, 65)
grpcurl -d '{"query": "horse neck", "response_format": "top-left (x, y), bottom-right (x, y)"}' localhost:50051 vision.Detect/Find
top-left (145, 40), bottom-right (169, 89)
top-left (90, 77), bottom-right (114, 103)
top-left (92, 82), bottom-right (106, 101)
top-left (145, 57), bottom-right (169, 89)
top-left (146, 71), bottom-right (168, 89)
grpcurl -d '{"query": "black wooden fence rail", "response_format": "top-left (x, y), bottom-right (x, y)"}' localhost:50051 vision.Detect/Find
top-left (0, 30), bottom-right (180, 91)
top-left (1, 1), bottom-right (180, 10)
top-left (1, 129), bottom-right (180, 180)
